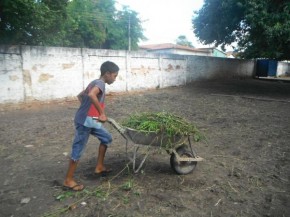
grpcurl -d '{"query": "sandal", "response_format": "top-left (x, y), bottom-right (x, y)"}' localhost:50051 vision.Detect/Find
top-left (94, 168), bottom-right (113, 177)
top-left (62, 184), bottom-right (85, 191)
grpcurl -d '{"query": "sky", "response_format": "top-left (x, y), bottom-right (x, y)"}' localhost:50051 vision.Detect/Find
top-left (115, 0), bottom-right (206, 48)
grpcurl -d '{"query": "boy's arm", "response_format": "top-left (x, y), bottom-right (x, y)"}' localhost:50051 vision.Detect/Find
top-left (88, 86), bottom-right (107, 122)
top-left (77, 90), bottom-right (85, 103)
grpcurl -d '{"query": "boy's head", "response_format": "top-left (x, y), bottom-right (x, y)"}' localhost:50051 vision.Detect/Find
top-left (100, 61), bottom-right (119, 85)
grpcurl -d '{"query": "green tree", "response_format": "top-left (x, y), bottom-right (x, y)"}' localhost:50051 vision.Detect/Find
top-left (104, 7), bottom-right (146, 50)
top-left (51, 0), bottom-right (145, 49)
top-left (176, 35), bottom-right (194, 47)
top-left (64, 0), bottom-right (115, 48)
top-left (0, 0), bottom-right (68, 45)
top-left (0, 0), bottom-right (145, 49)
top-left (193, 0), bottom-right (290, 60)
top-left (41, 0), bottom-right (69, 46)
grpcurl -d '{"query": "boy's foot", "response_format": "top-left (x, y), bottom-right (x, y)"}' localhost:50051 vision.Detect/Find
top-left (62, 184), bottom-right (84, 191)
top-left (63, 180), bottom-right (84, 191)
top-left (94, 167), bottom-right (113, 177)
top-left (94, 167), bottom-right (112, 174)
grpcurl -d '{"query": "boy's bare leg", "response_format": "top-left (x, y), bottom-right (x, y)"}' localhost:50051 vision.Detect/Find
top-left (95, 144), bottom-right (109, 173)
top-left (63, 159), bottom-right (84, 190)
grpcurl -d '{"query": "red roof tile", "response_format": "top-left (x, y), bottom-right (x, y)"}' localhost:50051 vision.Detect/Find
top-left (139, 43), bottom-right (209, 53)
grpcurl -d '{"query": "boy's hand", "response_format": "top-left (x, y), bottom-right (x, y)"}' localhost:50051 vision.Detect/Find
top-left (98, 114), bottom-right (107, 122)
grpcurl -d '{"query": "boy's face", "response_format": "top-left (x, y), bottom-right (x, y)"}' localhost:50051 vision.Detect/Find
top-left (105, 72), bottom-right (118, 85)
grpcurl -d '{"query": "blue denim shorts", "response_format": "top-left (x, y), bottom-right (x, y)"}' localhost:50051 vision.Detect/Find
top-left (71, 120), bottom-right (112, 161)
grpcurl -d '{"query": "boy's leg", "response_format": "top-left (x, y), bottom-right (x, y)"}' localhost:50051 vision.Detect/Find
top-left (91, 126), bottom-right (112, 173)
top-left (64, 159), bottom-right (84, 190)
top-left (95, 144), bottom-right (108, 173)
top-left (63, 124), bottom-right (89, 190)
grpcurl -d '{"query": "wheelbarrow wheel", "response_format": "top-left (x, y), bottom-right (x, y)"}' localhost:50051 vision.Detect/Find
top-left (170, 145), bottom-right (197, 175)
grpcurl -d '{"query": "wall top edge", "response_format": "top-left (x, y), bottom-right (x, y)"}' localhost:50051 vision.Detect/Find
top-left (0, 45), bottom-right (21, 54)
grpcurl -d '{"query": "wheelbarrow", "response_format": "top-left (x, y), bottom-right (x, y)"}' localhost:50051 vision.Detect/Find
top-left (107, 118), bottom-right (203, 175)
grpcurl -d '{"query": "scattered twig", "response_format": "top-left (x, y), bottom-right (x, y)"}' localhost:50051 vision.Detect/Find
top-left (202, 184), bottom-right (216, 192)
top-left (215, 198), bottom-right (222, 206)
top-left (108, 164), bottom-right (130, 182)
top-left (112, 203), bottom-right (121, 211)
top-left (228, 181), bottom-right (239, 193)
top-left (178, 176), bottom-right (185, 185)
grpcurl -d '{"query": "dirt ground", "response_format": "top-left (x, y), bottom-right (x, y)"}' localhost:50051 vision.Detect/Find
top-left (0, 79), bottom-right (289, 217)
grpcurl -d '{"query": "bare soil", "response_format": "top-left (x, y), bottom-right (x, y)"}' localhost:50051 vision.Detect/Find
top-left (0, 79), bottom-right (289, 217)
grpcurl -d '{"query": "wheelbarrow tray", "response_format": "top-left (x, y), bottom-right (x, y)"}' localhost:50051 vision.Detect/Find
top-left (125, 127), bottom-right (186, 148)
top-left (107, 117), bottom-right (203, 174)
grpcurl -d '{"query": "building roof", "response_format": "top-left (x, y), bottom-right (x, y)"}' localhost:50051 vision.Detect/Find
top-left (139, 43), bottom-right (209, 53)
top-left (197, 47), bottom-right (227, 55)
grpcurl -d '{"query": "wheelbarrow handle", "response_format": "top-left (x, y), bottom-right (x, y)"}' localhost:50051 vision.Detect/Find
top-left (107, 117), bottom-right (127, 139)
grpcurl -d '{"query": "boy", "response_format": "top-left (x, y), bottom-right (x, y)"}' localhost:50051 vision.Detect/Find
top-left (63, 61), bottom-right (119, 191)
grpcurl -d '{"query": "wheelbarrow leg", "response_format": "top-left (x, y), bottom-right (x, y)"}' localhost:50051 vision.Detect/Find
top-left (132, 146), bottom-right (139, 172)
top-left (134, 154), bottom-right (149, 173)
top-left (132, 145), bottom-right (151, 173)
top-left (108, 118), bottom-right (153, 173)
top-left (188, 136), bottom-right (198, 157)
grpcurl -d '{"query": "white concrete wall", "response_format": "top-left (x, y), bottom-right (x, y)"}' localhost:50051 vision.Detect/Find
top-left (129, 54), bottom-right (160, 90)
top-left (161, 57), bottom-right (187, 87)
top-left (21, 46), bottom-right (83, 101)
top-left (0, 46), bottom-right (24, 102)
top-left (148, 49), bottom-right (210, 56)
top-left (277, 62), bottom-right (290, 77)
top-left (186, 56), bottom-right (255, 81)
top-left (0, 45), bottom-right (256, 104)
top-left (82, 48), bottom-right (128, 93)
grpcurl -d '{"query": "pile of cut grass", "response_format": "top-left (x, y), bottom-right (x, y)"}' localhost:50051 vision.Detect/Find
top-left (122, 112), bottom-right (202, 142)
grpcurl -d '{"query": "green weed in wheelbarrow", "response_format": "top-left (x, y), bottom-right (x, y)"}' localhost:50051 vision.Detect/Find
top-left (119, 112), bottom-right (204, 174)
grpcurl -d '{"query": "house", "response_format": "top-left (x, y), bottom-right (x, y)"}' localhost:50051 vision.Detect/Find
top-left (225, 51), bottom-right (236, 58)
top-left (139, 43), bottom-right (210, 56)
top-left (197, 47), bottom-right (227, 58)
top-left (139, 43), bottom-right (228, 58)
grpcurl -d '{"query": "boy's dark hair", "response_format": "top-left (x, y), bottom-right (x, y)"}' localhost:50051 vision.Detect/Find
top-left (100, 61), bottom-right (119, 76)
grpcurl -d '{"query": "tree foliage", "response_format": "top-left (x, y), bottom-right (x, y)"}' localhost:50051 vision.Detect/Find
top-left (103, 6), bottom-right (146, 50)
top-left (0, 0), bottom-right (68, 45)
top-left (0, 0), bottom-right (145, 50)
top-left (193, 0), bottom-right (290, 60)
top-left (176, 35), bottom-right (194, 47)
